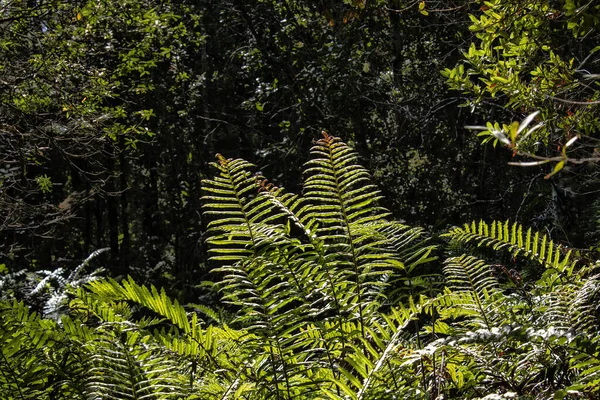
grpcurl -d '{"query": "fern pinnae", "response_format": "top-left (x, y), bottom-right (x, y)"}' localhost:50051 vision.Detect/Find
top-left (202, 156), bottom-right (266, 264)
top-left (82, 278), bottom-right (233, 383)
top-left (303, 132), bottom-right (392, 342)
top-left (354, 307), bottom-right (416, 399)
top-left (443, 255), bottom-right (500, 331)
top-left (260, 180), bottom-right (351, 327)
top-left (85, 323), bottom-right (183, 400)
top-left (445, 220), bottom-right (576, 272)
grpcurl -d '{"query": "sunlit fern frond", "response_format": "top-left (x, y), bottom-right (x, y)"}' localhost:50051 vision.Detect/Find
top-left (85, 324), bottom-right (184, 400)
top-left (257, 180), bottom-right (349, 322)
top-left (216, 253), bottom-right (329, 398)
top-left (201, 155), bottom-right (263, 264)
top-left (538, 270), bottom-right (600, 334)
top-left (201, 134), bottom-right (438, 397)
top-left (570, 272), bottom-right (600, 331)
top-left (85, 268), bottom-right (318, 398)
top-left (566, 333), bottom-right (600, 397)
top-left (320, 305), bottom-right (423, 400)
top-left (444, 220), bottom-right (576, 272)
top-left (301, 132), bottom-right (388, 233)
top-left (299, 132), bottom-right (397, 329)
top-left (81, 277), bottom-right (234, 381)
top-left (0, 300), bottom-right (95, 399)
top-left (86, 277), bottom-right (191, 331)
top-left (203, 161), bottom-right (345, 396)
top-left (0, 300), bottom-right (56, 399)
top-left (353, 306), bottom-right (416, 400)
top-left (441, 255), bottom-right (501, 330)
top-left (444, 255), bottom-right (499, 295)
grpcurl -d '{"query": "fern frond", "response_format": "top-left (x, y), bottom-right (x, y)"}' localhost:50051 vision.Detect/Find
top-left (200, 135), bottom-right (438, 397)
top-left (85, 324), bottom-right (184, 400)
top-left (82, 277), bottom-right (231, 378)
top-left (378, 222), bottom-right (437, 274)
top-left (444, 255), bottom-right (499, 296)
top-left (444, 220), bottom-right (575, 271)
top-left (571, 273), bottom-right (600, 331)
top-left (201, 155), bottom-right (262, 263)
top-left (301, 131), bottom-right (388, 239)
top-left (300, 132), bottom-right (397, 335)
top-left (567, 334), bottom-right (600, 396)
top-left (442, 255), bottom-right (500, 330)
top-left (355, 306), bottom-right (415, 399)
top-left (0, 300), bottom-right (61, 399)
top-left (86, 277), bottom-right (191, 331)
top-left (377, 221), bottom-right (439, 302)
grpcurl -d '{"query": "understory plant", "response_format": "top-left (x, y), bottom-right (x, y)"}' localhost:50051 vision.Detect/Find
top-left (1, 133), bottom-right (600, 399)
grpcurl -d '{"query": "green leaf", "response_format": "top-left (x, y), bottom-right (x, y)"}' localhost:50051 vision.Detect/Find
top-left (544, 160), bottom-right (565, 179)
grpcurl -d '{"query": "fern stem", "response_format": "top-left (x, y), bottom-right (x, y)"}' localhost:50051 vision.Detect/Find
top-left (267, 343), bottom-right (283, 400)
top-left (324, 137), bottom-right (368, 346)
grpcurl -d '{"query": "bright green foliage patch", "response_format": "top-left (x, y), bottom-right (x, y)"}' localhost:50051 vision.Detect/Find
top-left (443, 0), bottom-right (600, 175)
top-left (2, 136), bottom-right (600, 398)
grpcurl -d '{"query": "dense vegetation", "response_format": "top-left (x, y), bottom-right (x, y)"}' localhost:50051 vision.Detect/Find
top-left (1, 0), bottom-right (600, 398)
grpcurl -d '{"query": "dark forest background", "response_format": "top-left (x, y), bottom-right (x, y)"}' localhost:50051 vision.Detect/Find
top-left (2, 0), bottom-right (599, 305)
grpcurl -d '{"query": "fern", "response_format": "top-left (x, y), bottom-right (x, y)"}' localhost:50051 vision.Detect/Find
top-left (445, 220), bottom-right (574, 272)
top-left (442, 255), bottom-right (501, 331)
top-left (201, 133), bottom-right (436, 397)
top-left (300, 133), bottom-right (394, 329)
top-left (0, 300), bottom-right (90, 399)
top-left (9, 134), bottom-right (600, 398)
top-left (32, 248), bottom-right (108, 321)
top-left (434, 220), bottom-right (600, 397)
top-left (85, 323), bottom-right (184, 400)
top-left (0, 300), bottom-right (52, 399)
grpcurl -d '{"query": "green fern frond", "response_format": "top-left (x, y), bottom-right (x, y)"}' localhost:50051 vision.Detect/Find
top-left (85, 324), bottom-right (184, 400)
top-left (444, 220), bottom-right (575, 271)
top-left (201, 155), bottom-right (262, 263)
top-left (215, 255), bottom-right (323, 395)
top-left (301, 131), bottom-right (388, 238)
top-left (378, 222), bottom-right (437, 273)
top-left (322, 305), bottom-right (423, 400)
top-left (567, 334), bottom-right (600, 396)
top-left (377, 221), bottom-right (439, 302)
top-left (300, 132), bottom-right (398, 332)
top-left (0, 301), bottom-right (51, 399)
top-left (81, 277), bottom-right (230, 374)
top-left (570, 274), bottom-right (600, 331)
top-left (0, 300), bottom-right (89, 399)
top-left (444, 255), bottom-right (499, 296)
top-left (442, 255), bottom-right (500, 330)
top-left (355, 306), bottom-right (415, 399)
top-left (200, 134), bottom-right (438, 397)
top-left (86, 277), bottom-right (191, 331)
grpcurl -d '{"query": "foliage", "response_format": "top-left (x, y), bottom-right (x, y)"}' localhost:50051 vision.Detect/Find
top-left (201, 132), bottom-right (437, 398)
top-left (431, 220), bottom-right (600, 398)
top-left (2, 0), bottom-right (600, 398)
top-left (3, 135), bottom-right (600, 398)
top-left (443, 0), bottom-right (600, 174)
top-left (2, 0), bottom-right (504, 294)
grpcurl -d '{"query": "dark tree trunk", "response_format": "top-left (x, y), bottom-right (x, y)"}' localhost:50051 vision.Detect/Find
top-left (119, 136), bottom-right (130, 275)
top-left (104, 141), bottom-right (120, 273)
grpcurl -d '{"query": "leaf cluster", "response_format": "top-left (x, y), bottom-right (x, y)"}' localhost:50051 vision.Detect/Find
top-left (3, 135), bottom-right (600, 399)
